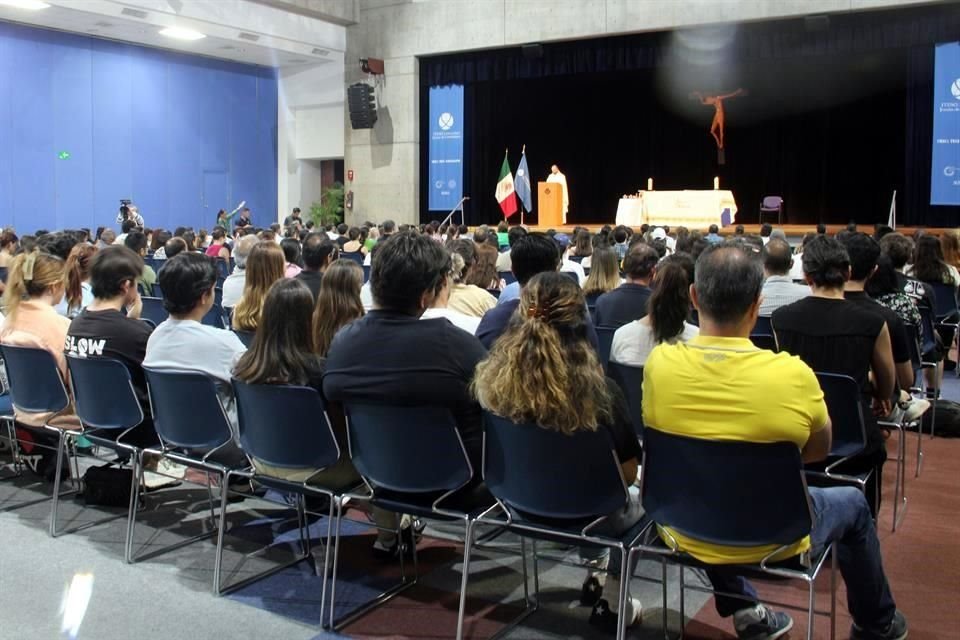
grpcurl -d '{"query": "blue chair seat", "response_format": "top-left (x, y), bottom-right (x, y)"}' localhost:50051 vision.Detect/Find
top-left (0, 394), bottom-right (12, 416)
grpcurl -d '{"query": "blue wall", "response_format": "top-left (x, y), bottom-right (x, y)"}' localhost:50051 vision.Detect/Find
top-left (0, 21), bottom-right (277, 233)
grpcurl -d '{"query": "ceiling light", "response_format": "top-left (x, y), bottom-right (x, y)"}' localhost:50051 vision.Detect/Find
top-left (0, 0), bottom-right (51, 9)
top-left (159, 27), bottom-right (205, 41)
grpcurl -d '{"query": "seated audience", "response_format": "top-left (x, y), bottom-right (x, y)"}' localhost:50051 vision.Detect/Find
top-left (593, 243), bottom-right (658, 329)
top-left (555, 234), bottom-right (586, 285)
top-left (772, 235), bottom-right (894, 515)
top-left (116, 219), bottom-right (136, 245)
top-left (866, 255), bottom-right (922, 346)
top-left (143, 253), bottom-right (247, 437)
top-left (233, 241), bottom-right (285, 332)
top-left (222, 234), bottom-right (259, 309)
top-left (758, 238), bottom-right (809, 317)
top-left (56, 242), bottom-right (97, 318)
top-left (124, 231), bottom-right (156, 294)
top-left (446, 240), bottom-right (497, 317)
top-left (940, 229), bottom-right (960, 272)
top-left (495, 225), bottom-right (527, 273)
top-left (297, 231), bottom-right (338, 301)
top-left (323, 232), bottom-right (487, 557)
top-left (879, 232), bottom-right (937, 310)
top-left (611, 258), bottom-right (698, 366)
top-left (908, 234), bottom-right (960, 287)
top-left (98, 229), bottom-right (117, 248)
top-left (163, 236), bottom-right (187, 260)
top-left (204, 226), bottom-right (231, 261)
top-left (582, 246), bottom-right (620, 311)
top-left (478, 233), bottom-right (599, 350)
top-left (421, 258), bottom-right (482, 335)
top-left (0, 229), bottom-right (18, 267)
top-left (65, 246), bottom-right (155, 443)
top-left (341, 227), bottom-right (366, 257)
top-left (313, 261), bottom-right (365, 356)
top-left (0, 250), bottom-right (80, 439)
top-left (472, 272), bottom-right (643, 630)
top-left (569, 229), bottom-right (593, 262)
top-left (281, 238), bottom-right (303, 278)
top-left (467, 232), bottom-right (499, 290)
top-left (644, 242), bottom-right (907, 640)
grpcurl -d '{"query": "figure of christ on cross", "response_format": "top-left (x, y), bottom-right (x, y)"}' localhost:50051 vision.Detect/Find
top-left (690, 88), bottom-right (746, 150)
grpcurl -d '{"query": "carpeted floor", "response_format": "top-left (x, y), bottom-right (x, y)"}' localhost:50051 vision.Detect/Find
top-left (1, 380), bottom-right (958, 639)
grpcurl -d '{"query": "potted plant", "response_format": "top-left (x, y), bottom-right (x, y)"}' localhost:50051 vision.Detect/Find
top-left (311, 181), bottom-right (345, 228)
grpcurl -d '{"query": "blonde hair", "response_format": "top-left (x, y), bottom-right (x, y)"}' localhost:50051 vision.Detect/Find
top-left (1, 250), bottom-right (66, 318)
top-left (472, 272), bottom-right (611, 434)
top-left (941, 231), bottom-right (960, 269)
top-left (233, 241), bottom-right (285, 331)
top-left (582, 246), bottom-right (620, 297)
top-left (313, 261), bottom-right (365, 356)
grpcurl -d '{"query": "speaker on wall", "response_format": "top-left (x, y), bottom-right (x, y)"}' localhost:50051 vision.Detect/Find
top-left (348, 82), bottom-right (378, 129)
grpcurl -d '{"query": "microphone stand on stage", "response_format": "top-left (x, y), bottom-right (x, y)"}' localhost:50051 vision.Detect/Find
top-left (438, 196), bottom-right (469, 229)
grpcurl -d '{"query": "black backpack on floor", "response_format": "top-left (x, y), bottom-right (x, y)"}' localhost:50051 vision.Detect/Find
top-left (918, 399), bottom-right (960, 437)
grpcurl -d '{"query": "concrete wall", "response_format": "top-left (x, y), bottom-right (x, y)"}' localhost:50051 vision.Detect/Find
top-left (344, 0), bottom-right (940, 225)
top-left (278, 62), bottom-right (345, 222)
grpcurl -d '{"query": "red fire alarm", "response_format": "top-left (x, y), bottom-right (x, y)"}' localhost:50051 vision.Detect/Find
top-left (347, 169), bottom-right (354, 182)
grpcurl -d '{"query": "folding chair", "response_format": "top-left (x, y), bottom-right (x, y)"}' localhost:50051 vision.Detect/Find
top-left (202, 302), bottom-right (227, 329)
top-left (914, 305), bottom-right (940, 475)
top-left (337, 404), bottom-right (495, 637)
top-left (759, 196), bottom-right (784, 225)
top-left (225, 380), bottom-right (350, 601)
top-left (499, 271), bottom-right (517, 286)
top-left (0, 345), bottom-right (78, 520)
top-left (232, 330), bottom-right (255, 348)
top-left (638, 427), bottom-right (836, 640)
top-left (479, 412), bottom-right (649, 640)
top-left (66, 355), bottom-right (154, 539)
top-left (140, 297), bottom-right (168, 326)
top-left (607, 362), bottom-right (644, 440)
top-left (133, 368), bottom-right (246, 582)
top-left (561, 270), bottom-right (580, 285)
top-left (924, 280), bottom-right (960, 380)
top-left (596, 326), bottom-right (617, 372)
top-left (0, 367), bottom-right (19, 474)
top-left (811, 373), bottom-right (876, 515)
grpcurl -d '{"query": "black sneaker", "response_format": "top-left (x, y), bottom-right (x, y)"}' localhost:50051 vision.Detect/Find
top-left (580, 576), bottom-right (603, 607)
top-left (371, 520), bottom-right (424, 562)
top-left (851, 610), bottom-right (908, 640)
top-left (588, 597), bottom-right (642, 634)
top-left (733, 604), bottom-right (794, 640)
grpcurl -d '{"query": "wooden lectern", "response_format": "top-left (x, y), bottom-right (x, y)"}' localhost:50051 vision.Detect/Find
top-left (538, 182), bottom-right (563, 227)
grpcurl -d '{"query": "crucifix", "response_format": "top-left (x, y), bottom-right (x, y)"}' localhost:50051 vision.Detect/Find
top-left (691, 89), bottom-right (746, 165)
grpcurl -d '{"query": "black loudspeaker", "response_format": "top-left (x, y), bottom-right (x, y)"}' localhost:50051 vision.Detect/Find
top-left (348, 82), bottom-right (377, 129)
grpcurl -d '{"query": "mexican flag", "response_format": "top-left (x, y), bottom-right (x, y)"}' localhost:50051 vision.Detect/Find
top-left (495, 152), bottom-right (518, 218)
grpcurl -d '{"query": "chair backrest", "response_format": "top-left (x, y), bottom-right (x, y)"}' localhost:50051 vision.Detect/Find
top-left (345, 403), bottom-right (472, 494)
top-left (143, 367), bottom-right (234, 449)
top-left (568, 255), bottom-right (584, 264)
top-left (499, 271), bottom-right (517, 286)
top-left (201, 303), bottom-right (226, 329)
top-left (141, 297), bottom-right (169, 326)
top-left (761, 196), bottom-right (783, 210)
top-left (340, 252), bottom-right (364, 266)
top-left (0, 344), bottom-right (69, 414)
top-left (483, 412), bottom-right (627, 520)
top-left (67, 355), bottom-right (143, 430)
top-left (752, 315), bottom-right (772, 335)
top-left (750, 334), bottom-right (777, 351)
top-left (607, 362), bottom-right (644, 438)
top-left (214, 286), bottom-right (223, 307)
top-left (0, 266), bottom-right (8, 283)
top-left (362, 264), bottom-right (371, 283)
top-left (641, 427), bottom-right (811, 547)
top-left (904, 324), bottom-right (922, 372)
top-left (596, 326), bottom-right (616, 370)
top-left (917, 303), bottom-right (938, 362)
top-left (815, 372), bottom-right (867, 458)
top-left (561, 270), bottom-right (580, 285)
top-left (924, 281), bottom-right (959, 319)
top-left (232, 329), bottom-right (255, 348)
top-left (233, 380), bottom-right (340, 470)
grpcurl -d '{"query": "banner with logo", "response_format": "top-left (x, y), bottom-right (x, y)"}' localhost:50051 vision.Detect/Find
top-left (932, 42), bottom-right (960, 205)
top-left (428, 85), bottom-right (464, 211)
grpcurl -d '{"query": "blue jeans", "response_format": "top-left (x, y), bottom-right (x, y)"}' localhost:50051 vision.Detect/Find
top-left (705, 486), bottom-right (897, 631)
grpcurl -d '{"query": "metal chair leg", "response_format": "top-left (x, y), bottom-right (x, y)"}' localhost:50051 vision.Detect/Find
top-left (454, 519), bottom-right (474, 640)
top-left (125, 451), bottom-right (144, 563)
top-left (212, 471), bottom-right (231, 595)
top-left (615, 547), bottom-right (631, 640)
top-left (806, 578), bottom-right (816, 640)
top-left (678, 565), bottom-right (685, 640)
top-left (49, 430), bottom-right (68, 538)
top-left (661, 559), bottom-right (669, 639)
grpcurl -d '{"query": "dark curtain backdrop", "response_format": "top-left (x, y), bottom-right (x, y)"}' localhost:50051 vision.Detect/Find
top-left (419, 4), bottom-right (960, 227)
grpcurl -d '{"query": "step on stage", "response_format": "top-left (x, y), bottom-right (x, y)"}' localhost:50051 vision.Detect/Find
top-left (523, 223), bottom-right (950, 238)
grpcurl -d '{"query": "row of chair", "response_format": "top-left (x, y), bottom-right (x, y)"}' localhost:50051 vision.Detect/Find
top-left (0, 344), bottom-right (841, 640)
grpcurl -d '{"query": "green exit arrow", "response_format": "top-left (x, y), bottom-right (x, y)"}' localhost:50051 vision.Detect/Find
top-left (57, 151), bottom-right (70, 160)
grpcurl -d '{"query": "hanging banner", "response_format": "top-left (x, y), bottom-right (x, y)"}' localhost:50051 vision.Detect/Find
top-left (931, 42), bottom-right (960, 205)
top-left (428, 85), bottom-right (464, 211)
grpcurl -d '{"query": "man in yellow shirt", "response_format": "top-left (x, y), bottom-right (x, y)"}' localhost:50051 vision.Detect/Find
top-left (643, 242), bottom-right (906, 640)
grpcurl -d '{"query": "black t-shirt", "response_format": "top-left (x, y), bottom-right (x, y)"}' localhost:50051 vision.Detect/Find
top-left (322, 310), bottom-right (488, 467)
top-left (594, 283), bottom-right (652, 329)
top-left (65, 308), bottom-right (154, 415)
top-left (295, 269), bottom-right (324, 301)
top-left (336, 236), bottom-right (349, 249)
top-left (604, 378), bottom-right (643, 464)
top-left (844, 291), bottom-right (909, 366)
top-left (234, 216), bottom-right (252, 228)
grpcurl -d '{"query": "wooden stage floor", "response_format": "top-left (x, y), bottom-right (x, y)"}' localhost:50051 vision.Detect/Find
top-left (523, 223), bottom-right (952, 236)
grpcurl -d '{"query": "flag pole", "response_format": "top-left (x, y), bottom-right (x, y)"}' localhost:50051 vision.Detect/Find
top-left (520, 144), bottom-right (526, 226)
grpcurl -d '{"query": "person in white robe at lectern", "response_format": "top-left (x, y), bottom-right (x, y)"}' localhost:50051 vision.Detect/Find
top-left (547, 164), bottom-right (569, 224)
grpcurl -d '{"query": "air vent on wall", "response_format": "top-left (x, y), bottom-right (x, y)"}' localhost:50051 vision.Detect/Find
top-left (94, 21), bottom-right (114, 28)
top-left (120, 7), bottom-right (149, 19)
top-left (238, 32), bottom-right (260, 42)
top-left (287, 58), bottom-right (308, 64)
top-left (217, 45), bottom-right (236, 50)
top-left (312, 48), bottom-right (329, 56)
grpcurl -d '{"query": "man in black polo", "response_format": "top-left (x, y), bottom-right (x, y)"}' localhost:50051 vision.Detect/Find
top-left (593, 242), bottom-right (658, 329)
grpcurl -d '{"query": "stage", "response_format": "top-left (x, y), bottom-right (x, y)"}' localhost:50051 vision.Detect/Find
top-left (521, 223), bottom-right (950, 240)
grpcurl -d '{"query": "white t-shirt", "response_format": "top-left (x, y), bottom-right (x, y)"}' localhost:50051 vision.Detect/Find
top-left (143, 317), bottom-right (247, 433)
top-left (421, 308), bottom-right (480, 335)
top-left (610, 318), bottom-right (699, 367)
top-left (221, 269), bottom-right (246, 309)
top-left (561, 259), bottom-right (586, 286)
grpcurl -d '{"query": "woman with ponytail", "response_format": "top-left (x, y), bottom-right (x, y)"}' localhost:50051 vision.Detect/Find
top-left (471, 271), bottom-right (644, 631)
top-left (610, 257), bottom-right (699, 366)
top-left (0, 249), bottom-right (80, 435)
top-left (56, 243), bottom-right (98, 318)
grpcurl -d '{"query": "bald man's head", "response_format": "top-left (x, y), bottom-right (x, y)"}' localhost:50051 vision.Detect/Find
top-left (694, 242), bottom-right (764, 326)
top-left (762, 238), bottom-right (793, 276)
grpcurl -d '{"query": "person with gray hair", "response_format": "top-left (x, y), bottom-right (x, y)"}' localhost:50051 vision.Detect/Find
top-left (758, 238), bottom-right (809, 317)
top-left (644, 242), bottom-right (907, 640)
top-left (221, 233), bottom-right (259, 309)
